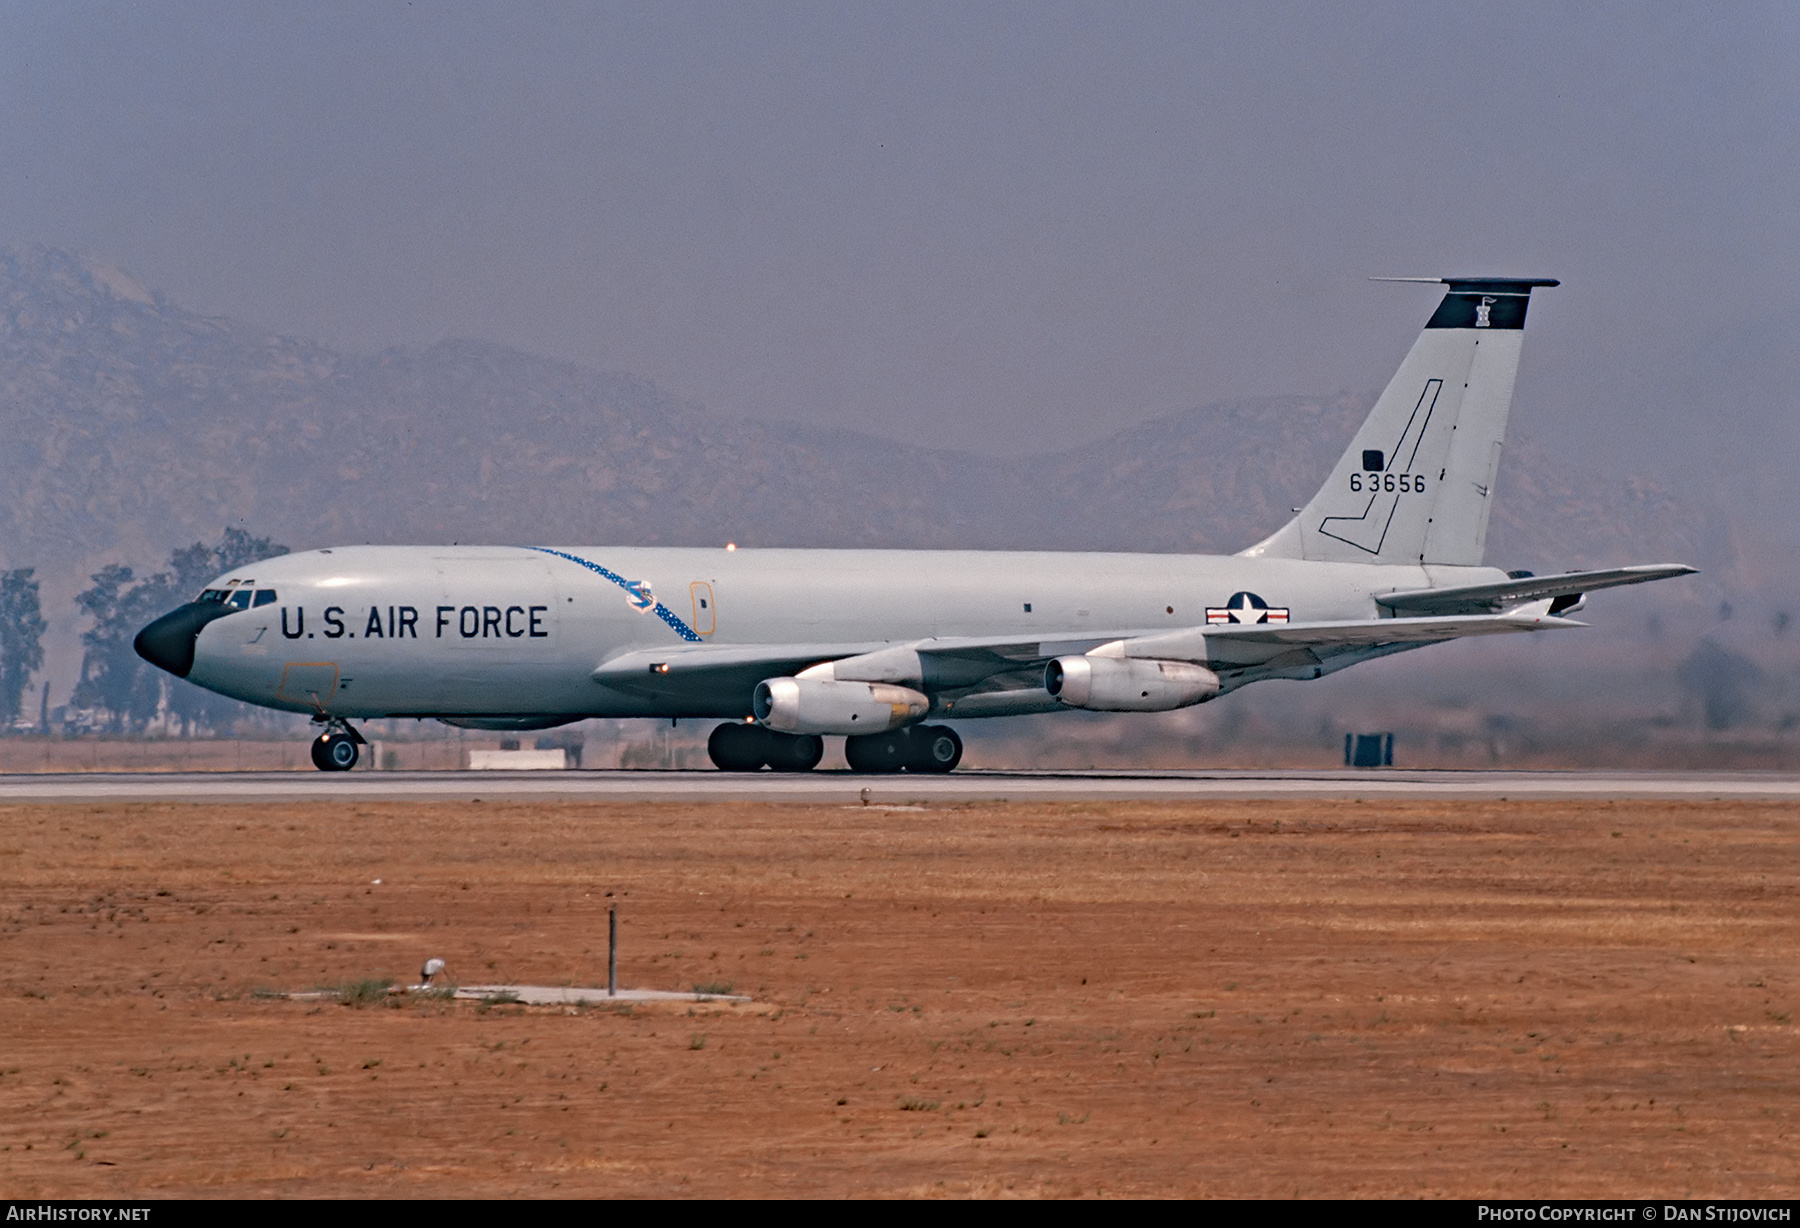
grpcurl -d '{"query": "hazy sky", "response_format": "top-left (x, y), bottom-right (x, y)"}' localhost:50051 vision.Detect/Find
top-left (3, 2), bottom-right (1794, 497)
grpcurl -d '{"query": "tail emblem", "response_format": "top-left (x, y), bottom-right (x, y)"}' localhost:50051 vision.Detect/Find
top-left (1317, 379), bottom-right (1444, 555)
top-left (1475, 296), bottom-right (1496, 328)
top-left (1207, 592), bottom-right (1290, 625)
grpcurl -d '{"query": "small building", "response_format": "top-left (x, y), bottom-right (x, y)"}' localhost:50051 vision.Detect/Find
top-left (1344, 732), bottom-right (1394, 768)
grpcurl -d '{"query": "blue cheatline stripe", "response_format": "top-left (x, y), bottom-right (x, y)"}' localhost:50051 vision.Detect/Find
top-left (531, 547), bottom-right (703, 643)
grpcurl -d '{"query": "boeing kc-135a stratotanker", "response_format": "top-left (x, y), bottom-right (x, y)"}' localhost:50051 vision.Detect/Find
top-left (134, 277), bottom-right (1694, 772)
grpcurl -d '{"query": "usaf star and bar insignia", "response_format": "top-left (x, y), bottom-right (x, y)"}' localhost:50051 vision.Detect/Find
top-left (1205, 591), bottom-right (1290, 625)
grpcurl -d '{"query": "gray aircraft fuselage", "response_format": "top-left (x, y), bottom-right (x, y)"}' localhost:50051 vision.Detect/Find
top-left (178, 545), bottom-right (1491, 721)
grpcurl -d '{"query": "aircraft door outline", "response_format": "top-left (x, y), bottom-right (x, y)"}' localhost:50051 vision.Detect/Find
top-left (690, 581), bottom-right (716, 637)
top-left (277, 662), bottom-right (340, 710)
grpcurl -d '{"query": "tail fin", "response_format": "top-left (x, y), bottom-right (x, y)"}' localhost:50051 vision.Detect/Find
top-left (1241, 277), bottom-right (1558, 566)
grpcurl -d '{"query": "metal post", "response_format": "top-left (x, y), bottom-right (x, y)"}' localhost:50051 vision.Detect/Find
top-left (608, 906), bottom-right (618, 997)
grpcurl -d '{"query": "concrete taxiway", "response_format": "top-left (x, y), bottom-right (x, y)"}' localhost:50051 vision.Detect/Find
top-left (1, 767), bottom-right (1796, 803)
top-left (284, 985), bottom-right (751, 1005)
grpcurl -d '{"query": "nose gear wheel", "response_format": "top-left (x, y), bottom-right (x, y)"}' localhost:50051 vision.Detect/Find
top-left (311, 731), bottom-right (360, 771)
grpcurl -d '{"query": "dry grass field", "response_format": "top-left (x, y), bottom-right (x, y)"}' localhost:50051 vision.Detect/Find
top-left (1, 796), bottom-right (1796, 1198)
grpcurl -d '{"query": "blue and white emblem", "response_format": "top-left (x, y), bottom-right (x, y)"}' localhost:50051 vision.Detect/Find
top-left (1206, 591), bottom-right (1290, 625)
top-left (624, 580), bottom-right (655, 613)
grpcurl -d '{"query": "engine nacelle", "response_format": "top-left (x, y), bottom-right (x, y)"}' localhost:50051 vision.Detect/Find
top-left (754, 677), bottom-right (930, 735)
top-left (1044, 655), bottom-right (1221, 712)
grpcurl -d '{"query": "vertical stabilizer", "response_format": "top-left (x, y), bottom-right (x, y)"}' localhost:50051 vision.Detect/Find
top-left (1241, 277), bottom-right (1557, 566)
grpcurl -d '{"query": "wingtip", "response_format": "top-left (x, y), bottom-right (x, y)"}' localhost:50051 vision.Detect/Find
top-left (1369, 276), bottom-right (1561, 288)
top-left (1510, 613), bottom-right (1587, 629)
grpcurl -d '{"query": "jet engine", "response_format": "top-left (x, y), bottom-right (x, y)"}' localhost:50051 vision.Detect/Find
top-left (1044, 655), bottom-right (1220, 712)
top-left (754, 677), bottom-right (930, 736)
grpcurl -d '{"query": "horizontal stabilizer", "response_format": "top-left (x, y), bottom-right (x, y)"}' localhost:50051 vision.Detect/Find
top-left (1376, 564), bottom-right (1697, 616)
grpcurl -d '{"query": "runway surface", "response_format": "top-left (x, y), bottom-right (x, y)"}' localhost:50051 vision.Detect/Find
top-left (1, 766), bottom-right (1796, 803)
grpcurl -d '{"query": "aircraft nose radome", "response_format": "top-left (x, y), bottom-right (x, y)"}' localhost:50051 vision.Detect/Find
top-left (134, 603), bottom-right (232, 678)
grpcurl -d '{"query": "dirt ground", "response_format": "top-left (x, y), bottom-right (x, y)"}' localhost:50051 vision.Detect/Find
top-left (1, 796), bottom-right (1796, 1198)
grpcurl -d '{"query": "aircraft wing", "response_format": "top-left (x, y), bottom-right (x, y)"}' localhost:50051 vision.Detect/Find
top-left (589, 632), bottom-right (1161, 700)
top-left (590, 613), bottom-right (1578, 704)
top-left (1375, 564), bottom-right (1696, 616)
top-left (1118, 611), bottom-right (1582, 662)
top-left (592, 641), bottom-right (884, 700)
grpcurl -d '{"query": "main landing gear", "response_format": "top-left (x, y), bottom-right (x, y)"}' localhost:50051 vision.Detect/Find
top-left (310, 719), bottom-right (365, 772)
top-left (706, 723), bottom-right (963, 774)
top-left (707, 723), bottom-right (825, 773)
top-left (845, 724), bottom-right (962, 774)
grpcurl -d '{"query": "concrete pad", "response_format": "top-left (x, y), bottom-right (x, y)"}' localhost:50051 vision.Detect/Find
top-left (467, 750), bottom-right (569, 771)
top-left (453, 984), bottom-right (750, 1005)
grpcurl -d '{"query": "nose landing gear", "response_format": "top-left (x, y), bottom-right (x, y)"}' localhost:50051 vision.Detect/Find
top-left (309, 719), bottom-right (365, 772)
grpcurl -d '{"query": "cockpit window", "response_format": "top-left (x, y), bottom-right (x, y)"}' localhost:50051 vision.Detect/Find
top-left (198, 586), bottom-right (274, 609)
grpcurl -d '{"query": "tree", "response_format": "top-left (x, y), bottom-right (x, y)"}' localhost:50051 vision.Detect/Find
top-left (72, 564), bottom-right (171, 732)
top-left (0, 568), bottom-right (47, 728)
top-left (73, 530), bottom-right (288, 734)
top-left (1677, 638), bottom-right (1765, 732)
top-left (171, 528), bottom-right (285, 595)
